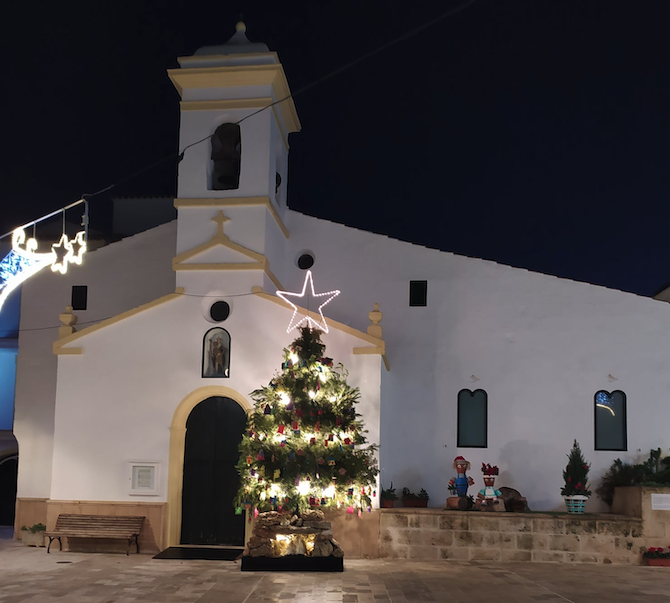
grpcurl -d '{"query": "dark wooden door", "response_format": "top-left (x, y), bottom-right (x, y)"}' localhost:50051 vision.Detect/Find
top-left (180, 397), bottom-right (246, 545)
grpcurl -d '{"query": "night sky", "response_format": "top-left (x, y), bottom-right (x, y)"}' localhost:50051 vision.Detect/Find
top-left (2, 1), bottom-right (668, 296)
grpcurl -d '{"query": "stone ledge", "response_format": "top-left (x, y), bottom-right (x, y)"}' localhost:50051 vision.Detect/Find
top-left (379, 508), bottom-right (644, 564)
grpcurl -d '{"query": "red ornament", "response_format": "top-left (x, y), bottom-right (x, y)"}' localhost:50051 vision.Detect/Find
top-left (292, 421), bottom-right (299, 431)
top-left (314, 421), bottom-right (321, 432)
top-left (336, 416), bottom-right (342, 426)
top-left (278, 425), bottom-right (285, 434)
top-left (310, 437), bottom-right (316, 445)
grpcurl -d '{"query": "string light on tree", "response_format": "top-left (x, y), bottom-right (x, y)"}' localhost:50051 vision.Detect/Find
top-left (276, 270), bottom-right (340, 333)
top-left (235, 327), bottom-right (378, 517)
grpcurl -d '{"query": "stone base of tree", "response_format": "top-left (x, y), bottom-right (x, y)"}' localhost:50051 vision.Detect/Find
top-left (243, 510), bottom-right (345, 571)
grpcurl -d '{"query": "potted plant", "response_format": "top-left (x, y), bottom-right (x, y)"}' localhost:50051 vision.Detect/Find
top-left (643, 546), bottom-right (670, 567)
top-left (380, 483), bottom-right (398, 508)
top-left (401, 487), bottom-right (429, 508)
top-left (561, 440), bottom-right (591, 513)
top-left (446, 484), bottom-right (472, 510)
top-left (21, 523), bottom-right (47, 547)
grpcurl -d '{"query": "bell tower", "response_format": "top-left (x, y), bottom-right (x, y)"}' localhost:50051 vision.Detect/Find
top-left (168, 22), bottom-right (300, 294)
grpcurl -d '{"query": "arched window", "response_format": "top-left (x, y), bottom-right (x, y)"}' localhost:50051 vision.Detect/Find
top-left (457, 389), bottom-right (488, 448)
top-left (210, 124), bottom-right (241, 190)
top-left (594, 390), bottom-right (627, 451)
top-left (202, 328), bottom-right (231, 378)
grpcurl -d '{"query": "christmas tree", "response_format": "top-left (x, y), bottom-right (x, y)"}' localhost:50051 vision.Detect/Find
top-left (561, 440), bottom-right (592, 497)
top-left (235, 327), bottom-right (378, 515)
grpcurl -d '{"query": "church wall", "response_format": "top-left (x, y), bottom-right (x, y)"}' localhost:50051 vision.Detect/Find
top-left (175, 205), bottom-right (268, 257)
top-left (175, 270), bottom-right (265, 297)
top-left (14, 222), bottom-right (177, 504)
top-left (265, 207), bottom-right (289, 282)
top-left (50, 293), bottom-right (381, 504)
top-left (286, 211), bottom-right (670, 511)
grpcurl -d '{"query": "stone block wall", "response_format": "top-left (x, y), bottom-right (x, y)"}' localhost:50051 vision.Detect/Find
top-left (380, 509), bottom-right (644, 564)
top-left (613, 486), bottom-right (670, 550)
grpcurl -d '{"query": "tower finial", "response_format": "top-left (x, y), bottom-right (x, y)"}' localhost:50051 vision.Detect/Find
top-left (236, 20), bottom-right (246, 33)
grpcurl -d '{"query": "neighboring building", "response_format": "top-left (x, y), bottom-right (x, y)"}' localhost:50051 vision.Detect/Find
top-left (0, 259), bottom-right (20, 526)
top-left (11, 23), bottom-right (670, 550)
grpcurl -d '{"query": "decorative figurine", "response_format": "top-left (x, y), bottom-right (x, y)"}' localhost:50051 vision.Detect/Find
top-left (449, 456), bottom-right (475, 497)
top-left (476, 463), bottom-right (504, 511)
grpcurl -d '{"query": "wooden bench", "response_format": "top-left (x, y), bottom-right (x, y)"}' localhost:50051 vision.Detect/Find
top-left (45, 514), bottom-right (145, 555)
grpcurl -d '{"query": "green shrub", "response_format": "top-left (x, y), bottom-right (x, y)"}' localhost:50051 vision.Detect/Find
top-left (597, 449), bottom-right (670, 508)
top-left (20, 523), bottom-right (46, 533)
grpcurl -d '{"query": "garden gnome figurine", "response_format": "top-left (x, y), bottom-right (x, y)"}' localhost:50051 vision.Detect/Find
top-left (476, 463), bottom-right (504, 511)
top-left (449, 456), bottom-right (475, 497)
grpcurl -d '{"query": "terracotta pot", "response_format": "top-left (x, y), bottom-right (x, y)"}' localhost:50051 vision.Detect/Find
top-left (446, 496), bottom-right (468, 510)
top-left (402, 499), bottom-right (428, 508)
top-left (381, 499), bottom-right (395, 508)
top-left (647, 558), bottom-right (670, 567)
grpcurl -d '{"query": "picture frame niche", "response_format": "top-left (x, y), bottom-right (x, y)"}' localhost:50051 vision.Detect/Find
top-left (202, 327), bottom-right (231, 378)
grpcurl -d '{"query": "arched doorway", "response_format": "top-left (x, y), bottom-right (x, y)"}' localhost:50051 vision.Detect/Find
top-left (180, 396), bottom-right (246, 545)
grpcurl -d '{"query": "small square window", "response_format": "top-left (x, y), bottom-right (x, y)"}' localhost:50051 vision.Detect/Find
top-left (128, 461), bottom-right (160, 496)
top-left (71, 285), bottom-right (87, 311)
top-left (409, 281), bottom-right (427, 307)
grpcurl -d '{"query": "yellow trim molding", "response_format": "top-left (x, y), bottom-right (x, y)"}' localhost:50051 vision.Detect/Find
top-left (353, 347), bottom-right (391, 371)
top-left (174, 196), bottom-right (289, 239)
top-left (167, 62), bottom-right (301, 135)
top-left (167, 386), bottom-right (253, 548)
top-left (53, 289), bottom-right (185, 355)
top-left (172, 210), bottom-right (283, 289)
top-left (180, 98), bottom-right (290, 150)
top-left (252, 286), bottom-right (389, 369)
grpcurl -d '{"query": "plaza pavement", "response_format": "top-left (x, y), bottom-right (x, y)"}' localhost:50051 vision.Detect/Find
top-left (2, 527), bottom-right (670, 602)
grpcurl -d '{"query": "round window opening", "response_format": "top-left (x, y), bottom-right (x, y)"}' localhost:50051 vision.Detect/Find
top-left (210, 301), bottom-right (231, 322)
top-left (297, 253), bottom-right (315, 270)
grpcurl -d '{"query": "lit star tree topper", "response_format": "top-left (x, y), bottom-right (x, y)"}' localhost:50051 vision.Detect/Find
top-left (276, 271), bottom-right (340, 333)
top-left (235, 327), bottom-right (379, 515)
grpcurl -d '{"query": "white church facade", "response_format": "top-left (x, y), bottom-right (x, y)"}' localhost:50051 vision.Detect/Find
top-left (12, 23), bottom-right (670, 551)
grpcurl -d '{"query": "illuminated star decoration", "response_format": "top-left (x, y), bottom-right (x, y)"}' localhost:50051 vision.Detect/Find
top-left (0, 228), bottom-right (88, 311)
top-left (67, 231), bottom-right (86, 265)
top-left (51, 235), bottom-right (70, 274)
top-left (51, 231), bottom-right (87, 275)
top-left (276, 270), bottom-right (340, 333)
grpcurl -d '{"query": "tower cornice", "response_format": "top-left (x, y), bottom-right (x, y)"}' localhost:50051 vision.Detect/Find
top-left (168, 62), bottom-right (301, 135)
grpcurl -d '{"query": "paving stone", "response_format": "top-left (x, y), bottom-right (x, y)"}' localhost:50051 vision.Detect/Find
top-left (5, 527), bottom-right (670, 602)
